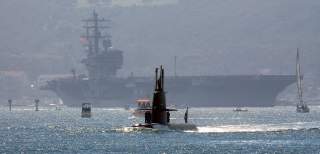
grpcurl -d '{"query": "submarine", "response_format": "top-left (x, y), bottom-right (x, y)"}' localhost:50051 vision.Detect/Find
top-left (131, 66), bottom-right (197, 131)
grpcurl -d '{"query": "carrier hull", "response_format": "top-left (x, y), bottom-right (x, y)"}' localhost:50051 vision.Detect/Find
top-left (41, 75), bottom-right (296, 107)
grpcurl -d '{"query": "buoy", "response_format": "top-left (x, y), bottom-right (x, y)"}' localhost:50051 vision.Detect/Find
top-left (35, 99), bottom-right (39, 111)
top-left (184, 106), bottom-right (189, 123)
top-left (8, 99), bottom-right (12, 111)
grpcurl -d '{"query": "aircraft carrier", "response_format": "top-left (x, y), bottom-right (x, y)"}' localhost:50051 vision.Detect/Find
top-left (40, 12), bottom-right (296, 107)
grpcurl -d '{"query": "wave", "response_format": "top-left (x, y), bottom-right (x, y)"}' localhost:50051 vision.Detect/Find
top-left (189, 121), bottom-right (320, 133)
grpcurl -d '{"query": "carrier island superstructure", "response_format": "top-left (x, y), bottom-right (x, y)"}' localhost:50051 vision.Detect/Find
top-left (40, 12), bottom-right (296, 107)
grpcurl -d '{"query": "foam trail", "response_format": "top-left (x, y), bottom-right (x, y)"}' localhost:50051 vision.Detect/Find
top-left (187, 121), bottom-right (320, 133)
top-left (116, 127), bottom-right (156, 133)
top-left (128, 116), bottom-right (136, 120)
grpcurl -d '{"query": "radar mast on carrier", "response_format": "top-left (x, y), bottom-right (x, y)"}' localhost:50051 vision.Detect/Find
top-left (81, 11), bottom-right (123, 80)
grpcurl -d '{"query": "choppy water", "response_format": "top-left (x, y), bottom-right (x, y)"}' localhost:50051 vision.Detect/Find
top-left (1, 106), bottom-right (320, 153)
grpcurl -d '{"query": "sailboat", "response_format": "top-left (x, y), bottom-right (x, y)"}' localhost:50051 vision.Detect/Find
top-left (296, 48), bottom-right (310, 113)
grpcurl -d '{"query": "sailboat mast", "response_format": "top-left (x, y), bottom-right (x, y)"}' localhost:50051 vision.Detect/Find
top-left (296, 48), bottom-right (303, 105)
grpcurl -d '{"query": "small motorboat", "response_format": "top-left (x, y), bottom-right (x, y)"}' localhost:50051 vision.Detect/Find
top-left (81, 103), bottom-right (92, 118)
top-left (233, 107), bottom-right (248, 112)
top-left (296, 104), bottom-right (309, 113)
top-left (132, 97), bottom-right (152, 117)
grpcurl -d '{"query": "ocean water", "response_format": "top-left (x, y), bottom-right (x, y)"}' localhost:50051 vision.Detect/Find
top-left (1, 106), bottom-right (320, 153)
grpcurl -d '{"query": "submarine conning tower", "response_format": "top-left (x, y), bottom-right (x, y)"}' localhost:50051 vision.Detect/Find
top-left (151, 66), bottom-right (168, 125)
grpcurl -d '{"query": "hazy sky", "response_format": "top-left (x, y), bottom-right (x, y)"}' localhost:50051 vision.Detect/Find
top-left (0, 0), bottom-right (320, 78)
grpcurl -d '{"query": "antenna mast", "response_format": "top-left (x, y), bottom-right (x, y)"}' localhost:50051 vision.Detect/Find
top-left (82, 10), bottom-right (110, 54)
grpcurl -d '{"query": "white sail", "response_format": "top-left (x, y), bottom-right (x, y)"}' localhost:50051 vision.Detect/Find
top-left (296, 48), bottom-right (304, 105)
